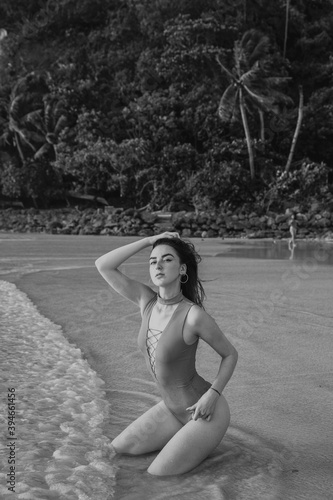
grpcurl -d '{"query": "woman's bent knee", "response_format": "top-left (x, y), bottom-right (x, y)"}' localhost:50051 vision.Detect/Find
top-left (111, 436), bottom-right (142, 455)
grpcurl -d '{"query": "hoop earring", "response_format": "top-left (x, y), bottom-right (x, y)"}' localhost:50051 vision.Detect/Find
top-left (179, 273), bottom-right (189, 284)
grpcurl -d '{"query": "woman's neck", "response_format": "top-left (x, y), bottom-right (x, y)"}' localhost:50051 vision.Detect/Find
top-left (158, 286), bottom-right (182, 301)
top-left (157, 289), bottom-right (183, 305)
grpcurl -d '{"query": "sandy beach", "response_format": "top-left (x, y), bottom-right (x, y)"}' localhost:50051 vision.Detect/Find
top-left (1, 233), bottom-right (332, 500)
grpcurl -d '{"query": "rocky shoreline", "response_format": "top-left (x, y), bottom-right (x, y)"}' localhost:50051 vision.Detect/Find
top-left (0, 206), bottom-right (332, 240)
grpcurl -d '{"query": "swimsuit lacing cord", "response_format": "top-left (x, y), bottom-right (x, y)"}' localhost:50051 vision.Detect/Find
top-left (146, 328), bottom-right (162, 377)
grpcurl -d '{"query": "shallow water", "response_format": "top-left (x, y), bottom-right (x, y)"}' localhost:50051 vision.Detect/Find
top-left (214, 239), bottom-right (333, 264)
top-left (0, 281), bottom-right (115, 499)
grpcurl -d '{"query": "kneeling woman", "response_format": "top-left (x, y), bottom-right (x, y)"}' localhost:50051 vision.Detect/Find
top-left (95, 232), bottom-right (238, 476)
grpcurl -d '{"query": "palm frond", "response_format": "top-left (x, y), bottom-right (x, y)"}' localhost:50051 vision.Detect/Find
top-left (0, 130), bottom-right (11, 146)
top-left (233, 41), bottom-right (243, 78)
top-left (218, 84), bottom-right (239, 123)
top-left (243, 84), bottom-right (276, 113)
top-left (239, 30), bottom-right (270, 70)
top-left (240, 30), bottom-right (256, 48)
top-left (248, 36), bottom-right (270, 67)
top-left (215, 55), bottom-right (235, 82)
top-left (27, 131), bottom-right (45, 143)
top-left (44, 100), bottom-right (55, 132)
top-left (24, 109), bottom-right (45, 133)
top-left (10, 122), bottom-right (37, 152)
top-left (240, 62), bottom-right (262, 85)
top-left (34, 143), bottom-right (52, 160)
top-left (54, 115), bottom-right (67, 136)
top-left (9, 96), bottom-right (24, 120)
top-left (53, 100), bottom-right (67, 122)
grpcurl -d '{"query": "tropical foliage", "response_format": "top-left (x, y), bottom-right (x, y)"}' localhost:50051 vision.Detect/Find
top-left (0, 0), bottom-right (333, 211)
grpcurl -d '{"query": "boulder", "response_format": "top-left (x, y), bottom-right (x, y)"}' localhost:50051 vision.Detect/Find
top-left (275, 213), bottom-right (289, 224)
top-left (140, 211), bottom-right (158, 224)
top-left (182, 228), bottom-right (192, 237)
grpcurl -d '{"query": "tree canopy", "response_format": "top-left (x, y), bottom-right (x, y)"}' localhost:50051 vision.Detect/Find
top-left (0, 0), bottom-right (333, 211)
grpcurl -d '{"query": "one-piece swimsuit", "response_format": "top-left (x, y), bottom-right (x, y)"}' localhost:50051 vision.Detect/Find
top-left (137, 294), bottom-right (211, 424)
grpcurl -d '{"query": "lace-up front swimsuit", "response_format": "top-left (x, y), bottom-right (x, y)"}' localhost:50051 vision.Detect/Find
top-left (138, 294), bottom-right (211, 424)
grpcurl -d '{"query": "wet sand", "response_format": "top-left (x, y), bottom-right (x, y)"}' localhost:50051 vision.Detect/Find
top-left (1, 233), bottom-right (332, 499)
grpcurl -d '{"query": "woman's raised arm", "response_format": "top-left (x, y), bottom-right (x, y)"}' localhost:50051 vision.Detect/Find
top-left (95, 232), bottom-right (179, 308)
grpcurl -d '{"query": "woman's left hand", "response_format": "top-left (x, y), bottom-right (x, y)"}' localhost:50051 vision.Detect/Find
top-left (186, 389), bottom-right (219, 422)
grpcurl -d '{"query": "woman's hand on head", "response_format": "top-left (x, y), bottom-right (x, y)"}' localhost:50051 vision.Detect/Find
top-left (148, 232), bottom-right (180, 246)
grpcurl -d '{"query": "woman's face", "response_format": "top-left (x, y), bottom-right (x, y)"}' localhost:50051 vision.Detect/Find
top-left (149, 244), bottom-right (185, 288)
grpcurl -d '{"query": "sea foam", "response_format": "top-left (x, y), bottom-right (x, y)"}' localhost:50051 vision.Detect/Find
top-left (0, 281), bottom-right (115, 499)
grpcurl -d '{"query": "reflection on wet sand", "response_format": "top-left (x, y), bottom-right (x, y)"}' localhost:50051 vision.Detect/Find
top-left (215, 239), bottom-right (333, 264)
top-left (288, 239), bottom-right (296, 260)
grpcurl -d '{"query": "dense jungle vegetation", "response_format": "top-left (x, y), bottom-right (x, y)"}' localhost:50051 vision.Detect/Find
top-left (0, 0), bottom-right (333, 212)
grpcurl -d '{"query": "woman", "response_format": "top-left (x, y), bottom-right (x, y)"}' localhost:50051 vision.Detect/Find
top-left (288, 214), bottom-right (297, 247)
top-left (95, 232), bottom-right (238, 476)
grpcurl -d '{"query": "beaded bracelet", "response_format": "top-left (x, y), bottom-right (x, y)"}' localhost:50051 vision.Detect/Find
top-left (210, 387), bottom-right (221, 396)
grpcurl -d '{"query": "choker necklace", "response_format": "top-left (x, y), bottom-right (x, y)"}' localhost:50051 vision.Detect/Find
top-left (157, 291), bottom-right (184, 305)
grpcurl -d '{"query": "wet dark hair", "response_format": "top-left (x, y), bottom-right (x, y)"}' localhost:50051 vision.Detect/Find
top-left (152, 238), bottom-right (206, 307)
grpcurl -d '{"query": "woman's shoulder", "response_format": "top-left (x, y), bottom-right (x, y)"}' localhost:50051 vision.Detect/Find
top-left (140, 291), bottom-right (157, 316)
top-left (185, 301), bottom-right (209, 324)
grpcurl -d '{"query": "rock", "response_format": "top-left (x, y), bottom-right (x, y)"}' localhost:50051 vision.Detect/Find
top-left (324, 231), bottom-right (333, 240)
top-left (249, 217), bottom-right (261, 227)
top-left (93, 220), bottom-right (103, 229)
top-left (49, 220), bottom-right (62, 229)
top-left (104, 206), bottom-right (116, 214)
top-left (233, 221), bottom-right (247, 230)
top-left (123, 208), bottom-right (135, 216)
top-left (216, 216), bottom-right (225, 225)
top-left (318, 218), bottom-right (330, 227)
top-left (275, 213), bottom-right (288, 224)
top-left (310, 202), bottom-right (320, 212)
top-left (207, 229), bottom-right (217, 237)
top-left (0, 205), bottom-right (330, 240)
top-left (197, 215), bottom-right (207, 225)
top-left (105, 221), bottom-right (118, 228)
top-left (182, 228), bottom-right (192, 237)
top-left (296, 213), bottom-right (308, 222)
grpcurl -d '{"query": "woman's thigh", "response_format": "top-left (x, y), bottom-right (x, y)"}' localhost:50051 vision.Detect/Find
top-left (111, 401), bottom-right (183, 455)
top-left (148, 395), bottom-right (230, 476)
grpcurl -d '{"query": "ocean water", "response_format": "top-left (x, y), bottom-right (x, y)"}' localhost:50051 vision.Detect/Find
top-left (0, 280), bottom-right (116, 500)
top-left (0, 280), bottom-right (299, 500)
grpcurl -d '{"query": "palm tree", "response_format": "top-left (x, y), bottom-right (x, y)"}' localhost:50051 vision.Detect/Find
top-left (283, 0), bottom-right (291, 60)
top-left (0, 72), bottom-right (49, 163)
top-left (26, 95), bottom-right (67, 161)
top-left (217, 29), bottom-right (292, 179)
top-left (285, 85), bottom-right (303, 174)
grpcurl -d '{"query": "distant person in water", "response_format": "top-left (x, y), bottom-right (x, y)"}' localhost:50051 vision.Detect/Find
top-left (95, 232), bottom-right (238, 476)
top-left (288, 213), bottom-right (297, 248)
